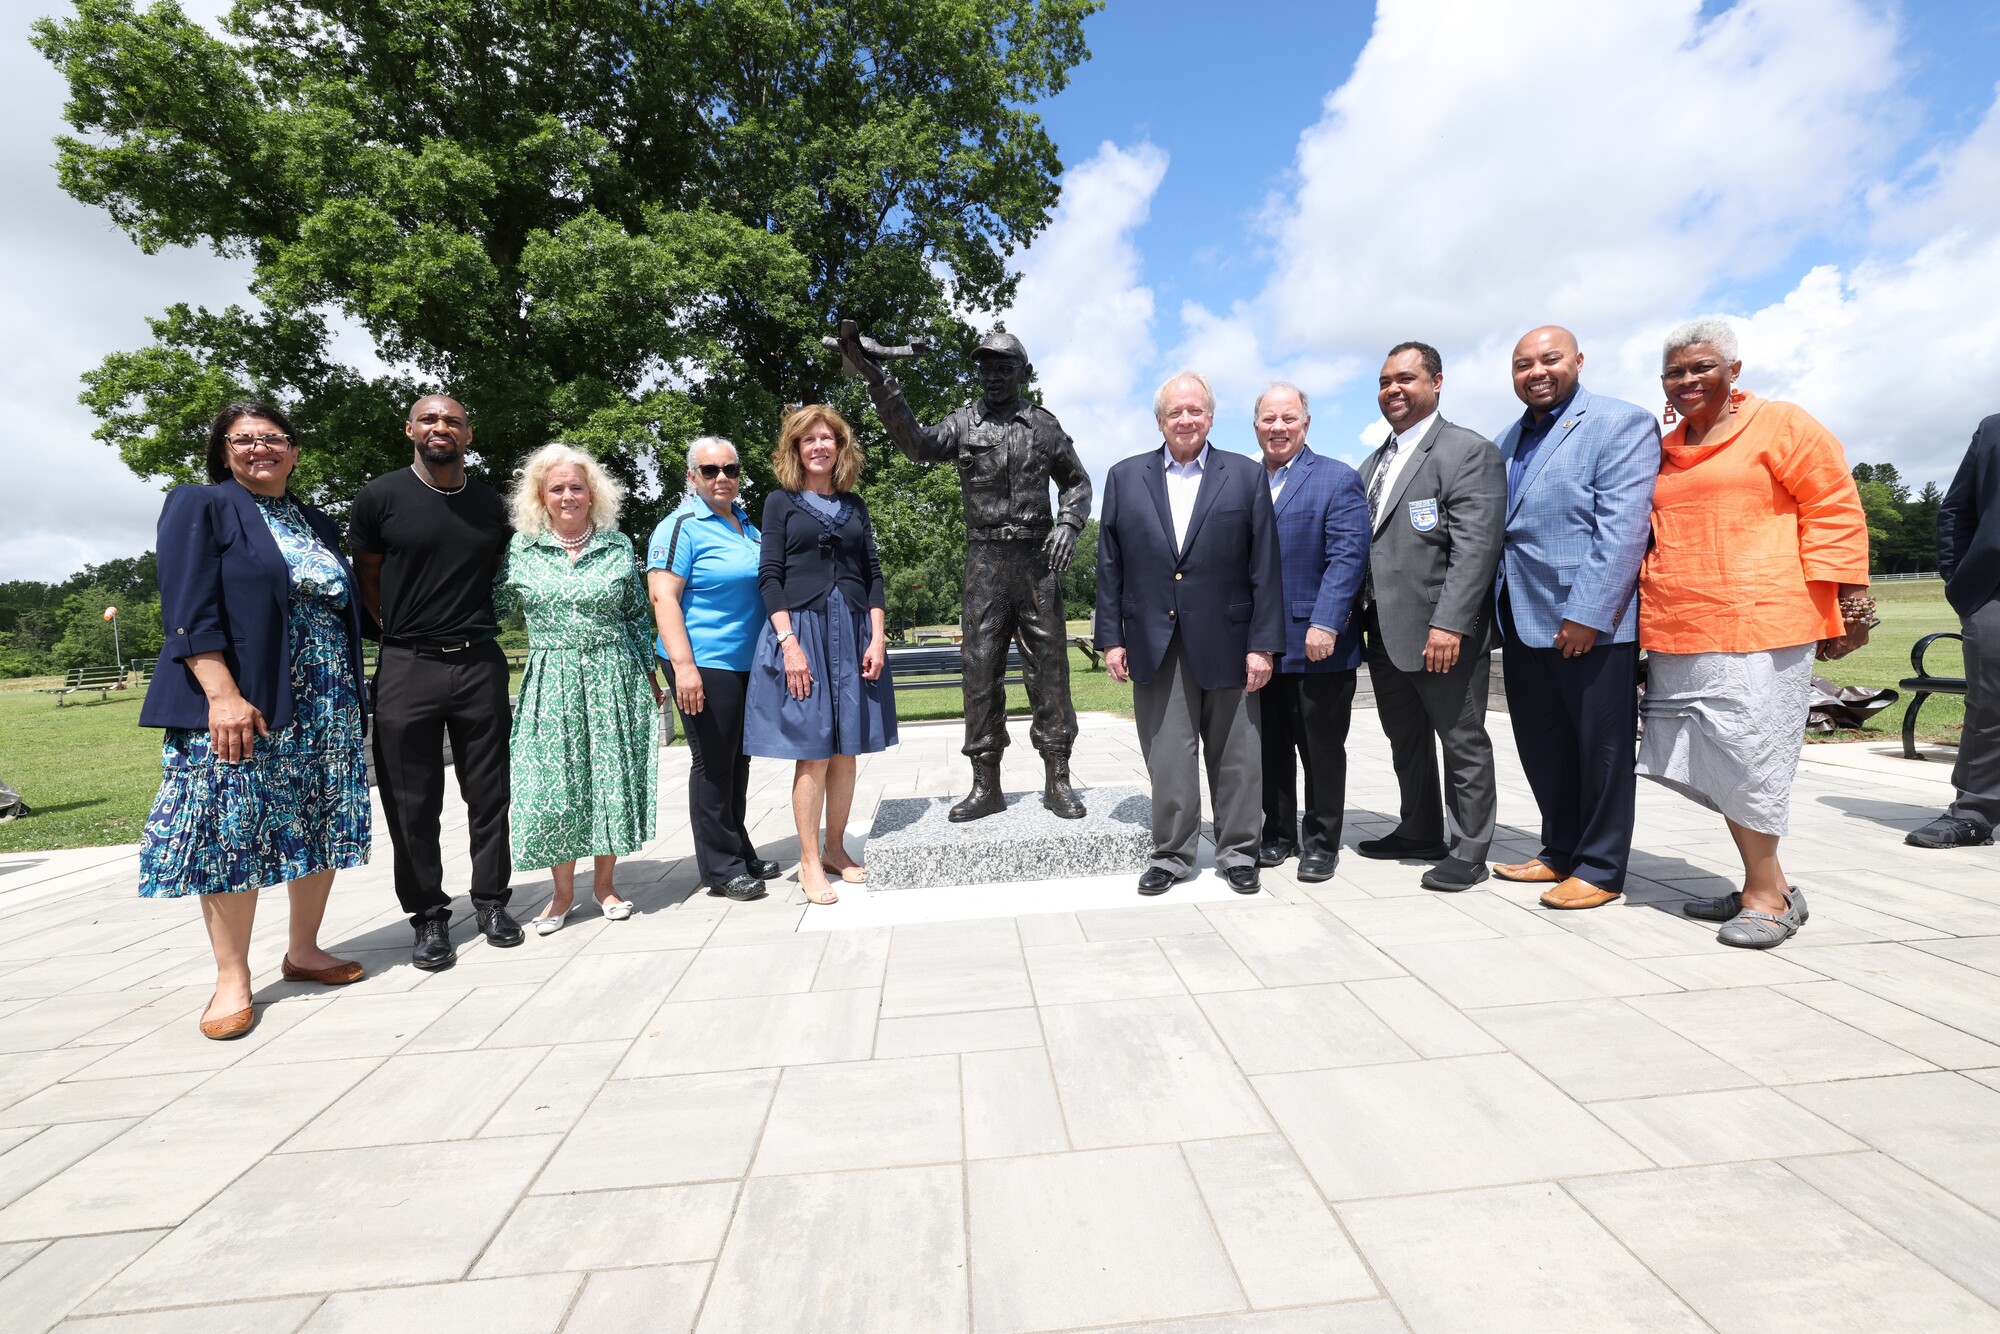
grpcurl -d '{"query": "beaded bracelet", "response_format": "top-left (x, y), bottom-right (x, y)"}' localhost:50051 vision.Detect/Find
top-left (1838, 594), bottom-right (1877, 625)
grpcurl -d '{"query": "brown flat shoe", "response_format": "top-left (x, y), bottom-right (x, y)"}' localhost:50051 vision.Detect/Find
top-left (1494, 858), bottom-right (1560, 883)
top-left (282, 955), bottom-right (366, 986)
top-left (1539, 877), bottom-right (1621, 910)
top-left (199, 1006), bottom-right (256, 1040)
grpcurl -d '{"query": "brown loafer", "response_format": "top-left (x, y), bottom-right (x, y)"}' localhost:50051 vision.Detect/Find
top-left (1538, 877), bottom-right (1621, 910)
top-left (199, 1006), bottom-right (256, 1040)
top-left (1494, 858), bottom-right (1560, 884)
top-left (282, 955), bottom-right (366, 986)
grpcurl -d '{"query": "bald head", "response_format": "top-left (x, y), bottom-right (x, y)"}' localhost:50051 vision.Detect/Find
top-left (405, 394), bottom-right (471, 466)
top-left (1510, 326), bottom-right (1583, 417)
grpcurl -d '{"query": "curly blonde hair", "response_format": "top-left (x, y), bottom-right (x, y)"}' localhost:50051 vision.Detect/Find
top-left (772, 404), bottom-right (864, 493)
top-left (509, 443), bottom-right (624, 536)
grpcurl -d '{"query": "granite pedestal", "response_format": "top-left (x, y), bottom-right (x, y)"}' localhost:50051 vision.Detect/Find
top-left (864, 785), bottom-right (1154, 890)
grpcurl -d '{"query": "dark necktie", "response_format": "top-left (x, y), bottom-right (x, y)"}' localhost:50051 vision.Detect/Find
top-left (1362, 437), bottom-right (1400, 608)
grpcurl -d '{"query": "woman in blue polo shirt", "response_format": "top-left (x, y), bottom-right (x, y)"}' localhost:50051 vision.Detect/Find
top-left (647, 437), bottom-right (783, 902)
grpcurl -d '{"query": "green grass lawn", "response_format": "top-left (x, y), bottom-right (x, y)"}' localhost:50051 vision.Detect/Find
top-left (0, 589), bottom-right (1950, 855)
top-left (1808, 578), bottom-right (1965, 746)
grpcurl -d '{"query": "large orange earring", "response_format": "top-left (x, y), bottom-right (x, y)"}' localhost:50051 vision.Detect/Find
top-left (1727, 387), bottom-right (1747, 415)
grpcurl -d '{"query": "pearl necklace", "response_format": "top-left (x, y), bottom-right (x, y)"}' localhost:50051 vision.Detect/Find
top-left (553, 522), bottom-right (595, 553)
top-left (409, 463), bottom-right (467, 496)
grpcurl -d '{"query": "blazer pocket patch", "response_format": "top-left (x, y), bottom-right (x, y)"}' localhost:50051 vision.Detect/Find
top-left (1408, 498), bottom-right (1439, 532)
top-left (1227, 601), bottom-right (1253, 623)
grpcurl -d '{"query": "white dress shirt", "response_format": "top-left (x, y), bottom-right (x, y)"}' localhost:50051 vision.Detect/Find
top-left (1371, 412), bottom-right (1437, 529)
top-left (1162, 442), bottom-right (1210, 550)
top-left (1266, 458), bottom-right (1292, 504)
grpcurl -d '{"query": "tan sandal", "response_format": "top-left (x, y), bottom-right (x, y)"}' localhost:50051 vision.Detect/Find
top-left (802, 882), bottom-right (839, 905)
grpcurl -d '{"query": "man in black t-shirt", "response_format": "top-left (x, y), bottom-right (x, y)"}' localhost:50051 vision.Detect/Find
top-left (350, 394), bottom-right (521, 969)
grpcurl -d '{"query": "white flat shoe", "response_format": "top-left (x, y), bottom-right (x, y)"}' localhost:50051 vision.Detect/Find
top-left (531, 905), bottom-right (575, 936)
top-left (601, 899), bottom-right (634, 922)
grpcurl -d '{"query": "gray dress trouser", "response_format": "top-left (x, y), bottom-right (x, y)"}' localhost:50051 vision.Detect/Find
top-left (1949, 599), bottom-right (2000, 831)
top-left (1364, 612), bottom-right (1498, 863)
top-left (1132, 635), bottom-right (1264, 876)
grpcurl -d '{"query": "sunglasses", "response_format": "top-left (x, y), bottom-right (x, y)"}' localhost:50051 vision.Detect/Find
top-left (695, 463), bottom-right (741, 479)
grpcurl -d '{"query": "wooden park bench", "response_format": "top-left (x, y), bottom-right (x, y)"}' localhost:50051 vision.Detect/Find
top-left (36, 664), bottom-right (132, 706)
top-left (1898, 632), bottom-right (1968, 759)
top-left (887, 642), bottom-right (1025, 694)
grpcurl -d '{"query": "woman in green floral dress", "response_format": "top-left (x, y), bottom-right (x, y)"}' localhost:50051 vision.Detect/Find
top-left (499, 444), bottom-right (665, 932)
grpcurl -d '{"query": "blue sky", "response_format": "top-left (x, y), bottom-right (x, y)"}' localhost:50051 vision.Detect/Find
top-left (993, 0), bottom-right (2000, 488)
top-left (6, 1), bottom-right (2000, 579)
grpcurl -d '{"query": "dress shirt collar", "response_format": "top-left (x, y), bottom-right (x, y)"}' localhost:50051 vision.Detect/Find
top-left (973, 395), bottom-right (1029, 425)
top-left (1162, 441), bottom-right (1210, 475)
top-left (1389, 412), bottom-right (1438, 450)
top-left (1517, 386), bottom-right (1580, 439)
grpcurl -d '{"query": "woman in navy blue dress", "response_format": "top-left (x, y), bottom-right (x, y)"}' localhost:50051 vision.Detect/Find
top-left (138, 403), bottom-right (370, 1039)
top-left (743, 405), bottom-right (897, 903)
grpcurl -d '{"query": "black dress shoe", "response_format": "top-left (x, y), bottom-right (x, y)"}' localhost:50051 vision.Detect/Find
top-left (1420, 857), bottom-right (1489, 892)
top-left (1356, 834), bottom-right (1451, 861)
top-left (747, 858), bottom-right (784, 880)
top-left (477, 906), bottom-right (525, 948)
top-left (1224, 865), bottom-right (1261, 894)
top-left (711, 874), bottom-right (768, 902)
top-left (1905, 816), bottom-right (1994, 849)
top-left (1296, 852), bottom-right (1338, 882)
top-left (411, 916), bottom-right (457, 971)
top-left (1137, 867), bottom-right (1178, 896)
top-left (1256, 840), bottom-right (1298, 868)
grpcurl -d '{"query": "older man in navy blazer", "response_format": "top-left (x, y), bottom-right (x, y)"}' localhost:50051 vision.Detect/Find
top-left (1491, 327), bottom-right (1658, 909)
top-left (1097, 370), bottom-right (1286, 895)
top-left (1252, 383), bottom-right (1369, 882)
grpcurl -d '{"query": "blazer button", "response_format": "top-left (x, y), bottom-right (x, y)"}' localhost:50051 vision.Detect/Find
top-left (1168, 610), bottom-right (1177, 619)
top-left (1173, 572), bottom-right (1183, 581)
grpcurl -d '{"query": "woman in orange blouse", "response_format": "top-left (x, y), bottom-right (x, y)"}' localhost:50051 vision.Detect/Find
top-left (1637, 318), bottom-right (1873, 949)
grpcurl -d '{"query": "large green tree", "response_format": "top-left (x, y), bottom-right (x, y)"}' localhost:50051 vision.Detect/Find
top-left (34, 0), bottom-right (1097, 566)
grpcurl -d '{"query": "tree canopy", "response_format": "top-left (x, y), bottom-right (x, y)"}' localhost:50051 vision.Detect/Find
top-left (34, 0), bottom-right (1098, 588)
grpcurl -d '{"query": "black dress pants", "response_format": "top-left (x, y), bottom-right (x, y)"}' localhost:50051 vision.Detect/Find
top-left (371, 642), bottom-right (513, 924)
top-left (671, 661), bottom-right (760, 887)
top-left (1499, 597), bottom-right (1640, 891)
top-left (1259, 668), bottom-right (1358, 858)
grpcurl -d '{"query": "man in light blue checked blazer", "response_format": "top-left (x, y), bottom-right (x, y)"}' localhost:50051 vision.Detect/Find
top-left (1489, 327), bottom-right (1659, 910)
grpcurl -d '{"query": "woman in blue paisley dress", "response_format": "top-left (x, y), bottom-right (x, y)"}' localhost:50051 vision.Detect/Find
top-left (137, 403), bottom-right (371, 1040)
top-left (499, 444), bottom-right (666, 934)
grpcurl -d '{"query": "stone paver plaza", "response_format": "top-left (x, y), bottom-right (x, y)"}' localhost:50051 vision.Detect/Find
top-left (3, 710), bottom-right (2000, 1332)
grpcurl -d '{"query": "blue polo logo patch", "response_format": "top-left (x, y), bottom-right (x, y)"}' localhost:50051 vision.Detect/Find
top-left (1408, 498), bottom-right (1439, 532)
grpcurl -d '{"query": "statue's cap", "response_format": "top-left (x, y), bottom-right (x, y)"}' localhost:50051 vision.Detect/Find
top-left (971, 331), bottom-right (1029, 362)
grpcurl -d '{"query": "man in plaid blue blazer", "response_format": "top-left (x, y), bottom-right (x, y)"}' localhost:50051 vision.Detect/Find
top-left (1490, 327), bottom-right (1659, 910)
top-left (1252, 384), bottom-right (1370, 882)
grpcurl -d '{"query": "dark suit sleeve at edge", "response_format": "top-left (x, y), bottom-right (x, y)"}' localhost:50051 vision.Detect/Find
top-left (157, 486), bottom-right (229, 665)
top-left (1937, 420), bottom-right (1990, 581)
top-left (1247, 468), bottom-right (1285, 655)
top-left (1312, 464), bottom-right (1369, 636)
top-left (1093, 466), bottom-right (1124, 650)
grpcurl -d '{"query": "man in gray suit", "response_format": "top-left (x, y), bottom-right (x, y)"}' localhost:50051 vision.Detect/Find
top-left (1356, 342), bottom-right (1506, 891)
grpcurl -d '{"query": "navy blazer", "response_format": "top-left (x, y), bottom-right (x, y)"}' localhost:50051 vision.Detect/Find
top-left (1940, 414), bottom-right (2000, 617)
top-left (139, 482), bottom-right (366, 734)
top-left (756, 489), bottom-right (887, 617)
top-left (1094, 444), bottom-right (1285, 690)
top-left (1268, 446), bottom-right (1369, 674)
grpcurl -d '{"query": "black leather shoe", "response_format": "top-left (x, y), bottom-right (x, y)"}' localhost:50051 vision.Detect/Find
top-left (477, 906), bottom-right (525, 948)
top-left (1137, 867), bottom-right (1178, 896)
top-left (1224, 865), bottom-right (1261, 894)
top-left (747, 858), bottom-right (784, 880)
top-left (1356, 834), bottom-right (1451, 861)
top-left (411, 916), bottom-right (457, 971)
top-left (1296, 852), bottom-right (1338, 882)
top-left (1905, 816), bottom-right (1994, 849)
top-left (711, 874), bottom-right (767, 902)
top-left (1420, 857), bottom-right (1489, 892)
top-left (1256, 840), bottom-right (1297, 868)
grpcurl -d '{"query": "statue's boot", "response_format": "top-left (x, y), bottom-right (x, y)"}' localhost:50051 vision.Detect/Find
top-left (1041, 753), bottom-right (1086, 819)
top-left (949, 759), bottom-right (1006, 822)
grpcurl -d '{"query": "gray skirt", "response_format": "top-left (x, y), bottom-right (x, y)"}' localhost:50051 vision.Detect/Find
top-left (1637, 645), bottom-right (1815, 836)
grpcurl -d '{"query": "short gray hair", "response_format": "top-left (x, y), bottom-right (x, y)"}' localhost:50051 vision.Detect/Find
top-left (1253, 381), bottom-right (1309, 419)
top-left (1153, 370), bottom-right (1216, 419)
top-left (685, 435), bottom-right (739, 469)
top-left (1662, 318), bottom-right (1740, 368)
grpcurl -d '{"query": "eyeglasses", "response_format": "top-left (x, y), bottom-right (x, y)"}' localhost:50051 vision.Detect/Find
top-left (225, 433), bottom-right (294, 449)
top-left (695, 463), bottom-right (741, 480)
